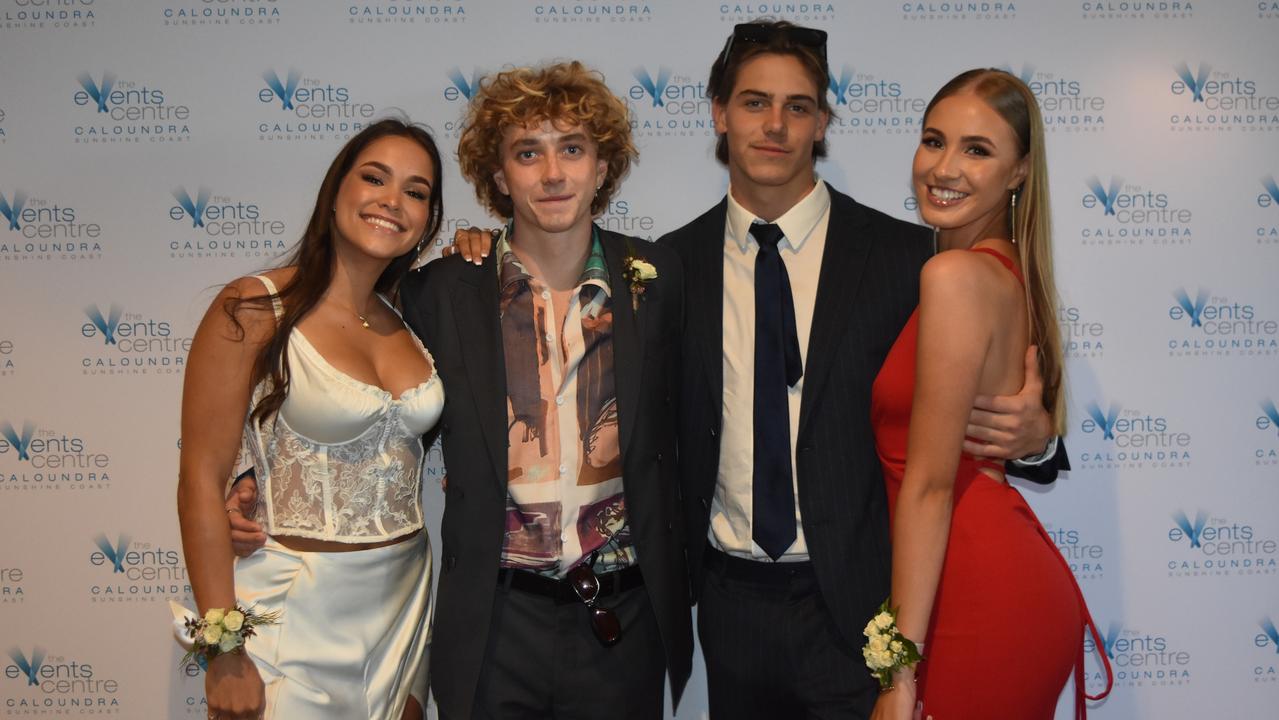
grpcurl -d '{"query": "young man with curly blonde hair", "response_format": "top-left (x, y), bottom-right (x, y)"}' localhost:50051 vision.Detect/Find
top-left (400, 61), bottom-right (692, 719)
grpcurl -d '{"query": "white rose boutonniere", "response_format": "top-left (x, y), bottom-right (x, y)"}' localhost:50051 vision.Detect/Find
top-left (180, 603), bottom-right (281, 672)
top-left (622, 243), bottom-right (659, 312)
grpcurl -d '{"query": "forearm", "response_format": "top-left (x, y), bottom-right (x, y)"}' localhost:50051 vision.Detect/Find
top-left (177, 472), bottom-right (240, 612)
top-left (890, 482), bottom-right (953, 644)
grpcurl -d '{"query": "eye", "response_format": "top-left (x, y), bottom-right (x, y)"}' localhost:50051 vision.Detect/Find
top-left (517, 150), bottom-right (537, 161)
top-left (744, 98), bottom-right (765, 109)
top-left (787, 103), bottom-right (810, 114)
top-left (563, 145), bottom-right (582, 156)
top-left (920, 136), bottom-right (942, 149)
top-left (362, 173), bottom-right (384, 185)
top-left (964, 144), bottom-right (991, 157)
top-left (406, 189), bottom-right (428, 201)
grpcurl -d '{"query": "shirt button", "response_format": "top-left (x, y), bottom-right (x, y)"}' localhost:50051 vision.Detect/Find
top-left (556, 395), bottom-right (565, 406)
top-left (545, 332), bottom-right (554, 342)
top-left (559, 464), bottom-right (567, 474)
top-left (542, 290), bottom-right (551, 299)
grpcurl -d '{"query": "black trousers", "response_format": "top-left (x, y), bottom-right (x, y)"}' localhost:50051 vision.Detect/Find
top-left (453, 579), bottom-right (666, 720)
top-left (697, 549), bottom-right (878, 720)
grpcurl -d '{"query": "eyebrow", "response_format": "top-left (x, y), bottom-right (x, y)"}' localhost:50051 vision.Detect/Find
top-left (510, 132), bottom-right (591, 149)
top-left (737, 88), bottom-right (819, 105)
top-left (360, 161), bottom-right (432, 189)
top-left (921, 127), bottom-right (996, 145)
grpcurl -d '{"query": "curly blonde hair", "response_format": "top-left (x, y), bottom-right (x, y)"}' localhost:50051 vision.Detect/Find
top-left (457, 61), bottom-right (637, 218)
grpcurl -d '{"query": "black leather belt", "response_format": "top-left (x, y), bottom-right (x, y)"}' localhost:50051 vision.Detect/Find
top-left (498, 564), bottom-right (644, 604)
top-left (704, 544), bottom-right (815, 583)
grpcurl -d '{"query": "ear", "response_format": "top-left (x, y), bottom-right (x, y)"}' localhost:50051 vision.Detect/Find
top-left (815, 108), bottom-right (829, 143)
top-left (712, 99), bottom-right (728, 135)
top-left (595, 158), bottom-right (607, 188)
top-left (493, 168), bottom-right (509, 196)
top-left (1008, 155), bottom-right (1030, 192)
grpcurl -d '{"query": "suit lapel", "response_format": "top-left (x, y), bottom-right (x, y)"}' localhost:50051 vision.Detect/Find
top-left (798, 192), bottom-right (872, 441)
top-left (452, 254), bottom-right (510, 491)
top-left (601, 231), bottom-right (644, 457)
top-left (688, 201), bottom-right (726, 426)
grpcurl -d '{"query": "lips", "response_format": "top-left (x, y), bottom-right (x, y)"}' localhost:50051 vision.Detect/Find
top-left (752, 144), bottom-right (789, 156)
top-left (538, 194), bottom-right (575, 204)
top-left (361, 213), bottom-right (406, 232)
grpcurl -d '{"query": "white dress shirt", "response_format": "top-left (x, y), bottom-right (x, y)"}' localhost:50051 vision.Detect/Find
top-left (711, 180), bottom-right (831, 561)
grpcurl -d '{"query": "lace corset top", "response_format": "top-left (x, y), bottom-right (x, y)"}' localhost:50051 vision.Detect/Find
top-left (244, 275), bottom-right (445, 543)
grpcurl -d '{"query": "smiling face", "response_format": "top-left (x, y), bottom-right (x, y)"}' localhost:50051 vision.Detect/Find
top-left (332, 134), bottom-right (435, 262)
top-left (713, 52), bottom-right (828, 212)
top-left (913, 90), bottom-right (1029, 247)
top-left (493, 118), bottom-right (607, 235)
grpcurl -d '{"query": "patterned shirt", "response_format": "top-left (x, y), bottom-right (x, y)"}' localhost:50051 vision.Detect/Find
top-left (497, 226), bottom-right (635, 577)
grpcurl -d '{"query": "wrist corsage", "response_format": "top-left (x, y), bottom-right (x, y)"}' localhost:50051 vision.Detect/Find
top-left (179, 605), bottom-right (280, 671)
top-left (622, 243), bottom-right (658, 312)
top-left (863, 598), bottom-right (924, 689)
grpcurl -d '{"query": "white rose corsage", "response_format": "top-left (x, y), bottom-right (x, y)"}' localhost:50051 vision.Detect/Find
top-left (178, 604), bottom-right (280, 671)
top-left (622, 249), bottom-right (658, 312)
top-left (863, 598), bottom-right (924, 689)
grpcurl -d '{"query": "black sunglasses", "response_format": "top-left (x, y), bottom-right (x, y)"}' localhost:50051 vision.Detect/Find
top-left (718, 23), bottom-right (829, 68)
top-left (567, 563), bottom-right (622, 646)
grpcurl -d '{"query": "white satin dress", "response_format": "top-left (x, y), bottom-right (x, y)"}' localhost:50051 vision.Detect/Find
top-left (235, 275), bottom-right (444, 719)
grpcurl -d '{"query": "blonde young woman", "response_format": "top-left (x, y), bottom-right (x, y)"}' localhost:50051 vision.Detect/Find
top-left (868, 70), bottom-right (1113, 720)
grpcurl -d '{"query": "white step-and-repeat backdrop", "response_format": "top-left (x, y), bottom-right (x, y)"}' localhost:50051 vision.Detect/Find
top-left (2, 1), bottom-right (1276, 718)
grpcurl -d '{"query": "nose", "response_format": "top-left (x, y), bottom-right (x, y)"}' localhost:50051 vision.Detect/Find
top-left (541, 153), bottom-right (565, 184)
top-left (378, 185), bottom-right (401, 211)
top-left (933, 146), bottom-right (961, 180)
top-left (763, 104), bottom-right (787, 137)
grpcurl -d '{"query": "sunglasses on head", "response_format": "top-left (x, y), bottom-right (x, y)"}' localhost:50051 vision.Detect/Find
top-left (718, 23), bottom-right (829, 68)
top-left (567, 562), bottom-right (622, 646)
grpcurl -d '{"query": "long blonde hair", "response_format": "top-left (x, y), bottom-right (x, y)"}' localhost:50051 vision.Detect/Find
top-left (925, 69), bottom-right (1065, 434)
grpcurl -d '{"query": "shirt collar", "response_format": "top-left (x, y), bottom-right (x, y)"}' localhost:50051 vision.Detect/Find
top-left (726, 179), bottom-right (831, 254)
top-left (497, 223), bottom-right (611, 296)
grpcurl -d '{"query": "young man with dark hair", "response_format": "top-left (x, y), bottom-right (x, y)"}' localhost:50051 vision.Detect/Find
top-left (659, 21), bottom-right (1064, 718)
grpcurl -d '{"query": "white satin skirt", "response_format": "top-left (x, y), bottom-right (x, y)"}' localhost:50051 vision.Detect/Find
top-left (233, 531), bottom-right (432, 719)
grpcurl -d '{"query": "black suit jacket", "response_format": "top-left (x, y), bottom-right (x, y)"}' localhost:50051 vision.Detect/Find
top-left (658, 187), bottom-right (1063, 649)
top-left (400, 228), bottom-right (692, 719)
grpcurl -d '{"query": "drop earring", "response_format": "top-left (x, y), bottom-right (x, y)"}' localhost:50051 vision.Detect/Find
top-left (1009, 191), bottom-right (1018, 244)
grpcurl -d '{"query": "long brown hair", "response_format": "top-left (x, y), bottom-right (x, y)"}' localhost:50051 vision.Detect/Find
top-left (925, 69), bottom-right (1065, 434)
top-left (230, 118), bottom-right (444, 425)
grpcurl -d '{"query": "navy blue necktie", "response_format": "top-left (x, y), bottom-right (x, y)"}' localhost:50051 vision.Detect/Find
top-left (750, 222), bottom-right (802, 560)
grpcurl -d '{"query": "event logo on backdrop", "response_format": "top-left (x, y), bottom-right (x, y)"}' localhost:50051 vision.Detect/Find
top-left (0, 0), bottom-right (97, 29)
top-left (721, 2), bottom-right (838, 22)
top-left (4, 646), bottom-right (123, 714)
top-left (1081, 1), bottom-right (1193, 21)
top-left (1004, 64), bottom-right (1107, 132)
top-left (1076, 175), bottom-right (1194, 248)
top-left (1059, 304), bottom-right (1106, 359)
top-left (599, 198), bottom-right (659, 240)
top-left (71, 70), bottom-right (193, 143)
top-left (0, 420), bottom-right (112, 492)
top-left (161, 0), bottom-right (283, 27)
top-left (79, 303), bottom-right (192, 375)
top-left (528, 0), bottom-right (650, 23)
top-left (87, 533), bottom-right (191, 603)
top-left (0, 189), bottom-right (104, 262)
top-left (255, 67), bottom-right (378, 141)
top-left (1084, 622), bottom-right (1192, 691)
top-left (1166, 287), bottom-right (1278, 358)
top-left (825, 65), bottom-right (925, 136)
top-left (627, 66), bottom-right (714, 139)
top-left (1076, 400), bottom-right (1191, 469)
top-left (897, 1), bottom-right (1014, 22)
top-left (167, 185), bottom-right (289, 259)
top-left (1169, 62), bottom-right (1279, 132)
top-left (346, 0), bottom-right (466, 24)
top-left (1256, 398), bottom-right (1278, 466)
top-left (1262, 1), bottom-right (1279, 19)
top-left (1045, 523), bottom-right (1106, 581)
top-left (0, 337), bottom-right (12, 377)
top-left (0, 566), bottom-right (23, 606)
top-left (0, 106), bottom-right (6, 143)
top-left (1257, 175), bottom-right (1279, 246)
top-left (1166, 509), bottom-right (1277, 577)
top-left (1257, 617), bottom-right (1279, 684)
top-left (440, 66), bottom-right (484, 139)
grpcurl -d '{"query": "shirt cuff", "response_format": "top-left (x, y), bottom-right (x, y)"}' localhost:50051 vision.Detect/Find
top-left (1011, 435), bottom-right (1058, 467)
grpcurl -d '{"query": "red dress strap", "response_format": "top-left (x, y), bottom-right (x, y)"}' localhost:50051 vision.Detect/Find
top-left (967, 246), bottom-right (1024, 285)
